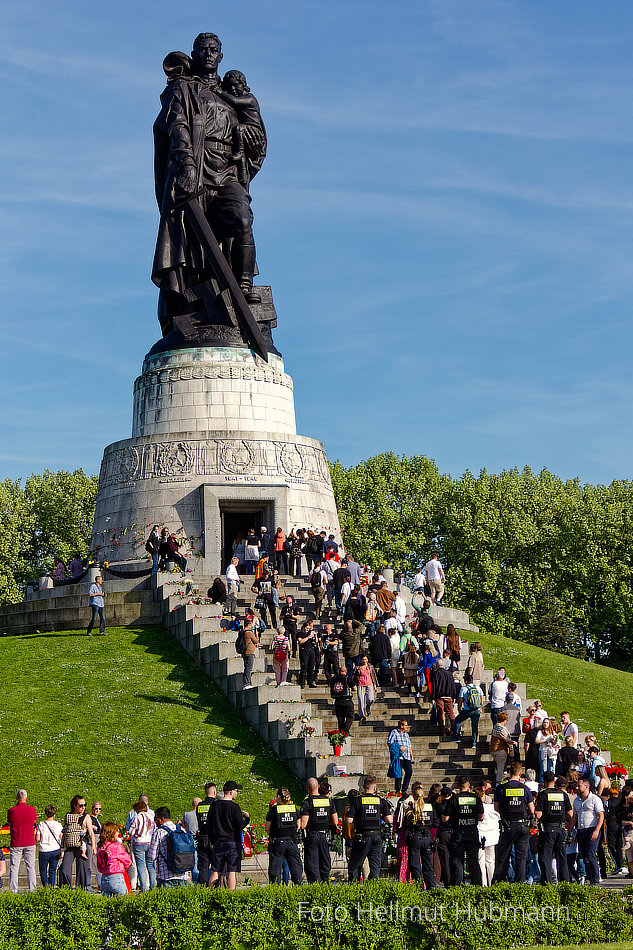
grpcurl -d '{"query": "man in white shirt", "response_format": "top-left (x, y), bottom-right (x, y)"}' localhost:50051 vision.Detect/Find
top-left (412, 569), bottom-right (426, 592)
top-left (488, 669), bottom-right (508, 726)
top-left (383, 611), bottom-right (403, 636)
top-left (87, 575), bottom-right (106, 636)
top-left (424, 554), bottom-right (445, 604)
top-left (225, 557), bottom-right (241, 618)
top-left (572, 777), bottom-right (604, 884)
top-left (393, 594), bottom-right (407, 625)
top-left (340, 579), bottom-right (351, 613)
top-left (561, 711), bottom-right (579, 746)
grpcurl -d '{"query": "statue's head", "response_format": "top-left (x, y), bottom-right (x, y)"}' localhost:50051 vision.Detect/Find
top-left (222, 69), bottom-right (249, 96)
top-left (192, 33), bottom-right (223, 73)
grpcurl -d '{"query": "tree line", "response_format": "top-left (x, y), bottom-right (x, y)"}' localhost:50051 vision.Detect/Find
top-left (1, 459), bottom-right (631, 669)
top-left (0, 470), bottom-right (97, 604)
top-left (330, 453), bottom-right (633, 669)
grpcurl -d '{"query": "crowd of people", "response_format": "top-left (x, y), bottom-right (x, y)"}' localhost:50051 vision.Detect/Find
top-left (6, 760), bottom-right (633, 894)
top-left (14, 528), bottom-right (631, 892)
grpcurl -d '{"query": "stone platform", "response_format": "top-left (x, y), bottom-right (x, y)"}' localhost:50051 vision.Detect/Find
top-left (91, 340), bottom-right (341, 575)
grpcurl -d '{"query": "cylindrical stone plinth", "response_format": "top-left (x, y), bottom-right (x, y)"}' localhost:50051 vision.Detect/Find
top-left (91, 346), bottom-right (341, 575)
top-left (132, 347), bottom-right (296, 439)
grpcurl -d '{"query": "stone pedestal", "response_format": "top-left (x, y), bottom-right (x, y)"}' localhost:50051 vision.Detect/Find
top-left (91, 338), bottom-right (341, 575)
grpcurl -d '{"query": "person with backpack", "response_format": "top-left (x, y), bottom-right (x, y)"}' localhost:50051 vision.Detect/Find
top-left (304, 531), bottom-right (321, 574)
top-left (454, 672), bottom-right (484, 749)
top-left (364, 592), bottom-right (380, 637)
top-left (271, 625), bottom-right (291, 686)
top-left (309, 560), bottom-right (327, 618)
top-left (239, 618), bottom-right (260, 689)
top-left (96, 822), bottom-right (132, 896)
top-left (58, 794), bottom-right (97, 889)
top-left (148, 807), bottom-right (193, 888)
top-left (251, 566), bottom-right (277, 629)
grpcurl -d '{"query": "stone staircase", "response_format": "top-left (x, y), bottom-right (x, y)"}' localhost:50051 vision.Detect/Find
top-left (159, 571), bottom-right (497, 794)
top-left (3, 565), bottom-right (606, 799)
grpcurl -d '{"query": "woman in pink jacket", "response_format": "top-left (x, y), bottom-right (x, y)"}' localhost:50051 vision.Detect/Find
top-left (96, 822), bottom-right (132, 896)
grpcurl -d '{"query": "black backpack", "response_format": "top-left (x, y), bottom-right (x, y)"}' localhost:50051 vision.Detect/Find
top-left (235, 629), bottom-right (246, 655)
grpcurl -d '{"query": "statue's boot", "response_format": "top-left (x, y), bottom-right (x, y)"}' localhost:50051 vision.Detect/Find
top-left (235, 244), bottom-right (262, 304)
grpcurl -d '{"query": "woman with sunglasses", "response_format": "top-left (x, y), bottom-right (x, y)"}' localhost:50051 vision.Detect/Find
top-left (58, 795), bottom-right (97, 889)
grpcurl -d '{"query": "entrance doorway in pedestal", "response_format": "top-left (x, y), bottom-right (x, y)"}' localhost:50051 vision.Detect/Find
top-left (220, 504), bottom-right (267, 570)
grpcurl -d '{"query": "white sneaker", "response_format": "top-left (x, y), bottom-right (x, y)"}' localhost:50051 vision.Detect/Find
top-left (578, 875), bottom-right (585, 885)
top-left (617, 867), bottom-right (630, 875)
top-left (416, 692), bottom-right (421, 698)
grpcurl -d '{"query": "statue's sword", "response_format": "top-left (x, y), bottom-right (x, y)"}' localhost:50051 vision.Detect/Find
top-left (174, 193), bottom-right (269, 362)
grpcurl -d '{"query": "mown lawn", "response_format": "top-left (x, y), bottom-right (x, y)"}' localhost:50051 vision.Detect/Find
top-left (474, 630), bottom-right (633, 769)
top-left (0, 625), bottom-right (303, 827)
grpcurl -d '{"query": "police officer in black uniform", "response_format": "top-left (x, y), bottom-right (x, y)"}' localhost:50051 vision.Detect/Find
top-left (442, 774), bottom-right (484, 885)
top-left (330, 667), bottom-right (355, 735)
top-left (265, 787), bottom-right (303, 884)
top-left (493, 761), bottom-right (535, 883)
top-left (345, 775), bottom-right (393, 881)
top-left (404, 782), bottom-right (438, 888)
top-left (195, 782), bottom-right (217, 885)
top-left (299, 777), bottom-right (338, 882)
top-left (534, 770), bottom-right (573, 883)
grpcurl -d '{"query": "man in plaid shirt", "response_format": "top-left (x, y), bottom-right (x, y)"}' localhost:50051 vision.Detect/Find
top-left (388, 720), bottom-right (415, 796)
top-left (148, 807), bottom-right (190, 887)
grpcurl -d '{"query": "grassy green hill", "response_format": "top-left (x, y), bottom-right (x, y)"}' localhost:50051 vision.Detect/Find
top-left (0, 626), bottom-right (303, 828)
top-left (2, 622), bottom-right (631, 836)
top-left (475, 630), bottom-right (633, 768)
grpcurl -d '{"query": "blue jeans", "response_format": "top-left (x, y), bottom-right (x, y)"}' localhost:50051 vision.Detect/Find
top-left (395, 759), bottom-right (413, 795)
top-left (151, 553), bottom-right (159, 576)
top-left (157, 878), bottom-right (188, 888)
top-left (454, 708), bottom-right (481, 746)
top-left (132, 841), bottom-right (156, 890)
top-left (345, 655), bottom-right (361, 679)
top-left (87, 605), bottom-right (105, 634)
top-left (38, 850), bottom-right (60, 887)
top-left (539, 746), bottom-right (557, 782)
top-left (490, 708), bottom-right (501, 726)
top-left (378, 659), bottom-right (390, 687)
top-left (100, 873), bottom-right (128, 896)
top-left (365, 620), bottom-right (379, 639)
top-left (576, 828), bottom-right (600, 884)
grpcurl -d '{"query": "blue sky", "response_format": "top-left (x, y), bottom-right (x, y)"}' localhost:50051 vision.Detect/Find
top-left (2, 0), bottom-right (633, 485)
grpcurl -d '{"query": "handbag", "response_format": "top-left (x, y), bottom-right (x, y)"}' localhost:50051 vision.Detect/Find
top-left (429, 703), bottom-right (438, 725)
top-left (254, 595), bottom-right (265, 609)
top-left (44, 821), bottom-right (62, 859)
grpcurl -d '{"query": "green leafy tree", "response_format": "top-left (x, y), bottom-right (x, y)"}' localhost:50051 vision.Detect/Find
top-left (0, 479), bottom-right (35, 604)
top-left (331, 454), bottom-right (633, 667)
top-left (330, 453), bottom-right (446, 572)
top-left (24, 469), bottom-right (98, 570)
top-left (0, 470), bottom-right (98, 607)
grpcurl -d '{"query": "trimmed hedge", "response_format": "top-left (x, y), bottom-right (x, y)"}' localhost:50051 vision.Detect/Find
top-left (0, 883), bottom-right (632, 950)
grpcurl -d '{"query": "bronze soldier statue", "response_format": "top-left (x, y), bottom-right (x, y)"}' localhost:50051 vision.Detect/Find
top-left (152, 33), bottom-right (267, 339)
